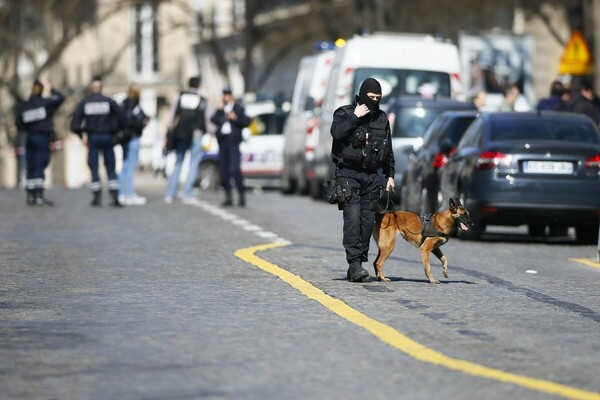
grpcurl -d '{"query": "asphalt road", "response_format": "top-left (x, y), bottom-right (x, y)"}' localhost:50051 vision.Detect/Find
top-left (1, 173), bottom-right (599, 400)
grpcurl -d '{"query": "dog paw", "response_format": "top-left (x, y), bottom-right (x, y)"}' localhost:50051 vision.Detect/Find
top-left (429, 279), bottom-right (441, 284)
top-left (377, 276), bottom-right (391, 282)
top-left (443, 271), bottom-right (449, 279)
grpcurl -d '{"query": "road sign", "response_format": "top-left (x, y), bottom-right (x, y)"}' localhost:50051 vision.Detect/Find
top-left (558, 31), bottom-right (594, 75)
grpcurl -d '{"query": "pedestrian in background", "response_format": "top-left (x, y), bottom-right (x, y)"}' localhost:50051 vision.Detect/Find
top-left (15, 78), bottom-right (65, 206)
top-left (210, 86), bottom-right (251, 207)
top-left (330, 77), bottom-right (395, 282)
top-left (497, 84), bottom-right (520, 112)
top-left (164, 76), bottom-right (208, 204)
top-left (536, 80), bottom-right (565, 111)
top-left (181, 77), bottom-right (211, 204)
top-left (568, 80), bottom-right (600, 125)
top-left (470, 90), bottom-right (487, 111)
top-left (70, 76), bottom-right (126, 207)
top-left (118, 84), bottom-right (149, 205)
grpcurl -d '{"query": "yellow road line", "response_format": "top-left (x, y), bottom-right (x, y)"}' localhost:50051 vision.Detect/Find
top-left (236, 242), bottom-right (600, 400)
top-left (570, 258), bottom-right (600, 270)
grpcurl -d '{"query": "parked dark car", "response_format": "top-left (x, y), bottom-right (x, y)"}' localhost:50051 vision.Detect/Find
top-left (386, 96), bottom-right (477, 189)
top-left (439, 111), bottom-right (600, 242)
top-left (401, 110), bottom-right (479, 214)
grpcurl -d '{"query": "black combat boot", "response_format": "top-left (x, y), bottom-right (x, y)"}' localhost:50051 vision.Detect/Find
top-left (91, 191), bottom-right (102, 207)
top-left (347, 261), bottom-right (371, 283)
top-left (221, 190), bottom-right (233, 207)
top-left (26, 189), bottom-right (35, 206)
top-left (109, 189), bottom-right (123, 208)
top-left (238, 189), bottom-right (246, 207)
top-left (36, 189), bottom-right (54, 206)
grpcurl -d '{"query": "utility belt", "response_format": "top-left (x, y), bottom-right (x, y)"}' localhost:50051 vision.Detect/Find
top-left (324, 173), bottom-right (381, 211)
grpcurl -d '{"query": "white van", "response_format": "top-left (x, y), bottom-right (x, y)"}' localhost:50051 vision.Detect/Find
top-left (281, 50), bottom-right (334, 194)
top-left (309, 32), bottom-right (463, 198)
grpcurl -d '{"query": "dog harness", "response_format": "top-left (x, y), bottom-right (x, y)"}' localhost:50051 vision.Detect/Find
top-left (419, 214), bottom-right (449, 247)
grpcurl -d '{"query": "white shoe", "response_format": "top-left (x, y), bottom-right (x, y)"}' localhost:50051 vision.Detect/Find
top-left (181, 197), bottom-right (200, 205)
top-left (129, 196), bottom-right (147, 205)
top-left (164, 196), bottom-right (174, 204)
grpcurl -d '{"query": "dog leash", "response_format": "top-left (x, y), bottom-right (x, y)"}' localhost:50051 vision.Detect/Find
top-left (376, 187), bottom-right (399, 214)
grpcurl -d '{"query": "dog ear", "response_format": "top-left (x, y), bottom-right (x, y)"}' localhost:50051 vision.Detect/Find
top-left (449, 197), bottom-right (456, 211)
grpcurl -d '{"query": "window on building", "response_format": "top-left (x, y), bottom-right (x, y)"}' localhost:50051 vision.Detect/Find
top-left (135, 2), bottom-right (159, 76)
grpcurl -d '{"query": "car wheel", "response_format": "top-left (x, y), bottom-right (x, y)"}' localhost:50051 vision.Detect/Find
top-left (400, 184), bottom-right (408, 211)
top-left (575, 223), bottom-right (599, 245)
top-left (435, 189), bottom-right (443, 213)
top-left (280, 171), bottom-right (295, 195)
top-left (457, 192), bottom-right (483, 240)
top-left (420, 186), bottom-right (437, 215)
top-left (420, 187), bottom-right (429, 215)
top-left (198, 160), bottom-right (220, 191)
top-left (309, 178), bottom-right (323, 200)
top-left (458, 220), bottom-right (483, 241)
top-left (528, 224), bottom-right (546, 237)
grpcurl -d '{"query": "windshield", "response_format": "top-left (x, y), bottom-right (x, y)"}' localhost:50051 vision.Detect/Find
top-left (353, 68), bottom-right (452, 105)
top-left (490, 119), bottom-right (600, 144)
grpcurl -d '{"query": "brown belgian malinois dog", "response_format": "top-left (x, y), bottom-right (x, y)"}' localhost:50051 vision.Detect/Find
top-left (372, 197), bottom-right (473, 283)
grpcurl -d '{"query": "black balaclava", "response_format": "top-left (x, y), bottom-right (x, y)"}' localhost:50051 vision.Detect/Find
top-left (357, 77), bottom-right (382, 111)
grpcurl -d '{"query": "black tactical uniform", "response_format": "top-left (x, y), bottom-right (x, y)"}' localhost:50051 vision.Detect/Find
top-left (15, 81), bottom-right (65, 206)
top-left (70, 77), bottom-right (126, 207)
top-left (330, 78), bottom-right (395, 282)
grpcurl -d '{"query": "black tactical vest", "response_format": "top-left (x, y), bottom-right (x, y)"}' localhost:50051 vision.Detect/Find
top-left (332, 107), bottom-right (391, 171)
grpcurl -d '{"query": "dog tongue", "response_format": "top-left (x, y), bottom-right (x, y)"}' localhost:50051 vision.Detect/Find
top-left (460, 222), bottom-right (469, 231)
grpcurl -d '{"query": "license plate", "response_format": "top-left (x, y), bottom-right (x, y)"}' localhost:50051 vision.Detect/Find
top-left (523, 161), bottom-right (573, 174)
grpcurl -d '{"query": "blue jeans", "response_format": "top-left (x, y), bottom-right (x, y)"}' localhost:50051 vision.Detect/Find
top-left (119, 137), bottom-right (140, 197)
top-left (183, 134), bottom-right (204, 197)
top-left (165, 140), bottom-right (189, 198)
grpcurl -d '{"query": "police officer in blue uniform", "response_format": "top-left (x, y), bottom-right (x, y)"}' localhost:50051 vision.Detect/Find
top-left (210, 86), bottom-right (251, 206)
top-left (15, 79), bottom-right (65, 206)
top-left (70, 76), bottom-right (126, 207)
top-left (330, 78), bottom-right (395, 282)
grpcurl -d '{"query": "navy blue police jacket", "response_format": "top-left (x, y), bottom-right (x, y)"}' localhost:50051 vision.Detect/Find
top-left (210, 103), bottom-right (251, 145)
top-left (70, 93), bottom-right (126, 137)
top-left (16, 89), bottom-right (65, 135)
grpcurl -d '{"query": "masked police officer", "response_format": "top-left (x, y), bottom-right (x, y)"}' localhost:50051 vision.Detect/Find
top-left (16, 79), bottom-right (65, 206)
top-left (330, 77), bottom-right (395, 282)
top-left (70, 76), bottom-right (126, 207)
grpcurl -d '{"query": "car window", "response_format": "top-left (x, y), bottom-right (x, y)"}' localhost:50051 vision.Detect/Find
top-left (490, 119), bottom-right (600, 143)
top-left (421, 117), bottom-right (445, 147)
top-left (248, 112), bottom-right (288, 136)
top-left (445, 116), bottom-right (477, 146)
top-left (458, 118), bottom-right (483, 149)
top-left (353, 68), bottom-right (451, 104)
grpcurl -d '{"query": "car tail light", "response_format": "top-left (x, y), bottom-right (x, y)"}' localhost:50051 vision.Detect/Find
top-left (476, 151), bottom-right (511, 170)
top-left (432, 152), bottom-right (447, 168)
top-left (432, 147), bottom-right (456, 168)
top-left (584, 154), bottom-right (600, 168)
